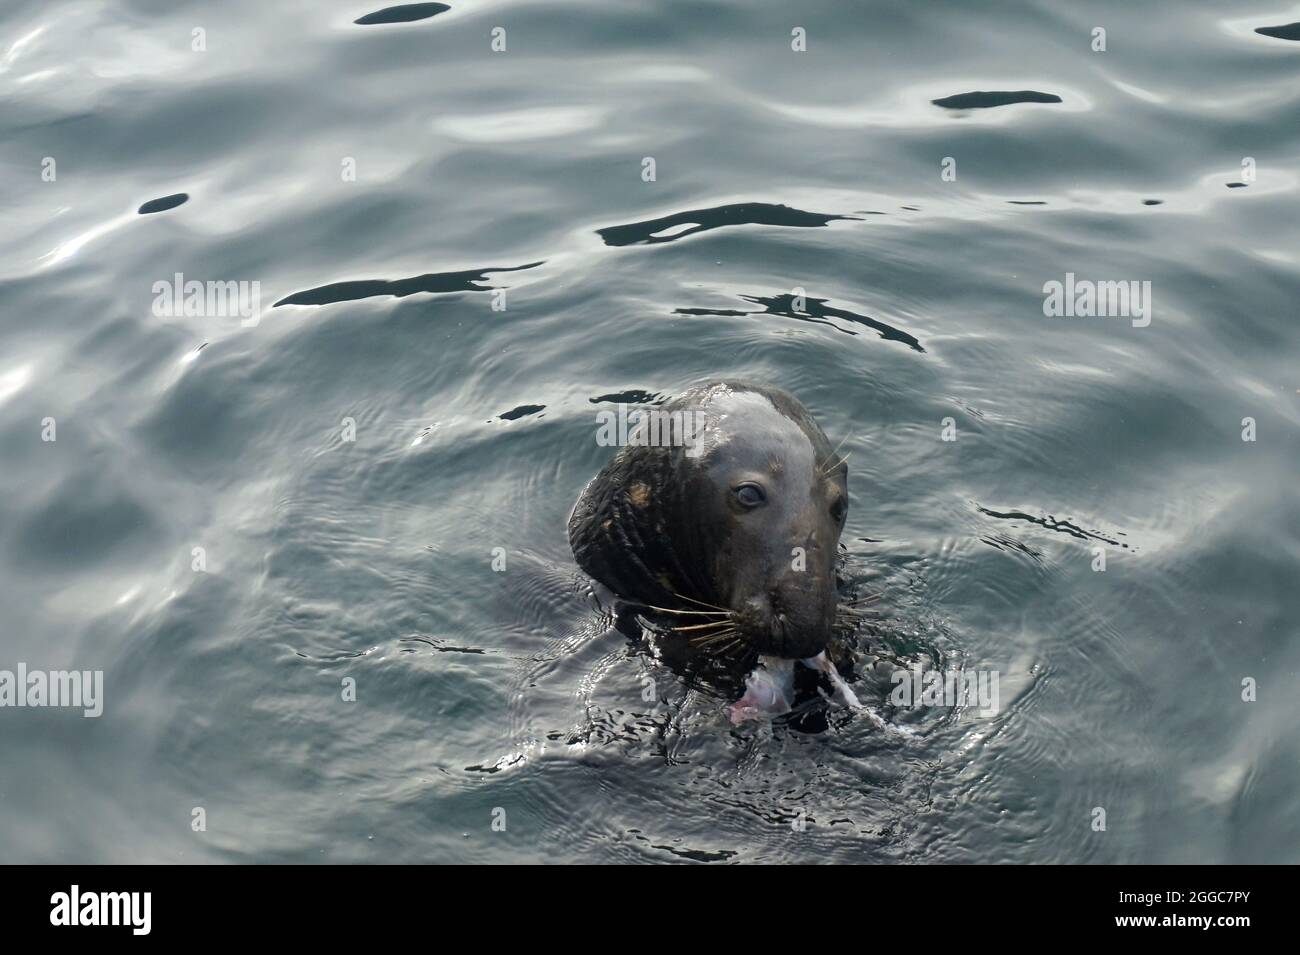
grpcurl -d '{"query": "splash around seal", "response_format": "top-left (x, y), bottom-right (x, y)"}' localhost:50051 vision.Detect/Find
top-left (568, 380), bottom-right (849, 660)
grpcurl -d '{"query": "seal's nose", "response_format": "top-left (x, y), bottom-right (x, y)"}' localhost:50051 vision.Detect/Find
top-left (735, 593), bottom-right (773, 630)
top-left (732, 594), bottom-right (775, 648)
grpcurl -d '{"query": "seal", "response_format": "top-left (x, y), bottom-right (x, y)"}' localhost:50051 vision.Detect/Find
top-left (568, 380), bottom-right (849, 660)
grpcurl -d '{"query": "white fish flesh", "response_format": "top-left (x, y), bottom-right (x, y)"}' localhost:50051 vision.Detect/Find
top-left (727, 651), bottom-right (878, 726)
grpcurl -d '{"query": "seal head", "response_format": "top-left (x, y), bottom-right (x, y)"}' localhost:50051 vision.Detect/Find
top-left (569, 380), bottom-right (848, 659)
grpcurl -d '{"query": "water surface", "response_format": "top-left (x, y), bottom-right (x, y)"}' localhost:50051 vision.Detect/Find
top-left (1, 0), bottom-right (1297, 863)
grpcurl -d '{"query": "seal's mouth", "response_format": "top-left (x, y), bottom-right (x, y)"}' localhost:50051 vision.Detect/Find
top-left (731, 597), bottom-right (831, 660)
top-left (655, 587), bottom-right (878, 660)
top-left (767, 611), bottom-right (831, 659)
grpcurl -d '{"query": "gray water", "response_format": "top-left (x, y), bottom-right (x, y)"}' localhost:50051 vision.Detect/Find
top-left (1, 0), bottom-right (1297, 864)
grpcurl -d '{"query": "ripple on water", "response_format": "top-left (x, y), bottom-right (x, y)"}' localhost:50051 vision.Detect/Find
top-left (931, 90), bottom-right (1063, 110)
top-left (1254, 22), bottom-right (1300, 41)
top-left (274, 262), bottom-right (544, 307)
top-left (354, 3), bottom-right (451, 26)
top-left (596, 202), bottom-right (857, 247)
top-left (136, 193), bottom-right (188, 215)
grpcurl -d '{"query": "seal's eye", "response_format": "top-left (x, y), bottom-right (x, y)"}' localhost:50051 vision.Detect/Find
top-left (734, 483), bottom-right (766, 508)
top-left (830, 496), bottom-right (847, 522)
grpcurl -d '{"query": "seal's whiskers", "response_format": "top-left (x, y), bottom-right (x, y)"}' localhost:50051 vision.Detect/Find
top-left (690, 628), bottom-right (737, 645)
top-left (670, 592), bottom-right (730, 612)
top-left (691, 629), bottom-right (745, 656)
top-left (822, 453), bottom-right (850, 474)
top-left (817, 430), bottom-right (853, 473)
top-left (645, 605), bottom-right (730, 617)
top-left (673, 620), bottom-right (735, 633)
